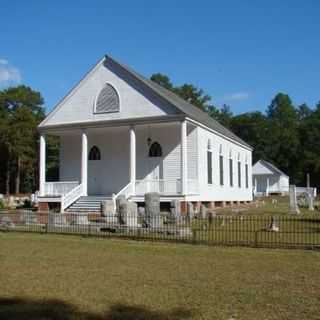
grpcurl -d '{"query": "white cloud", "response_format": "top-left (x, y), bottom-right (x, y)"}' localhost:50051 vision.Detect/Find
top-left (0, 58), bottom-right (21, 85)
top-left (223, 92), bottom-right (250, 101)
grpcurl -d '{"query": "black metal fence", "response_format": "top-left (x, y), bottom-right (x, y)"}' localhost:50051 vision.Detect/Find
top-left (1, 210), bottom-right (320, 249)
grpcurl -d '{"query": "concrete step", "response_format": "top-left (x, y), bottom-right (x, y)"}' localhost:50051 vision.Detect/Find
top-left (65, 195), bottom-right (113, 213)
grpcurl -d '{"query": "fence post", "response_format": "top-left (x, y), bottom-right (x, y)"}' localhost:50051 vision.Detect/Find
top-left (192, 229), bottom-right (197, 244)
top-left (254, 230), bottom-right (259, 247)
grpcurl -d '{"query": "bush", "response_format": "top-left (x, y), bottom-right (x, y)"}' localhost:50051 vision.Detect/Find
top-left (16, 199), bottom-right (32, 209)
top-left (0, 199), bottom-right (4, 209)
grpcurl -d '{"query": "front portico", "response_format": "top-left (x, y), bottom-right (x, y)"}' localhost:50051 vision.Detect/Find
top-left (38, 119), bottom-right (199, 212)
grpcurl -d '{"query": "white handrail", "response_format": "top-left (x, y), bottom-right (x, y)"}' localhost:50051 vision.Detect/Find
top-left (115, 182), bottom-right (133, 199)
top-left (61, 183), bottom-right (84, 212)
top-left (44, 181), bottom-right (79, 196)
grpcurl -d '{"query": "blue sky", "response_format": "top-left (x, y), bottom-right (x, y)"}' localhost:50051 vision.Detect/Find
top-left (0, 0), bottom-right (319, 114)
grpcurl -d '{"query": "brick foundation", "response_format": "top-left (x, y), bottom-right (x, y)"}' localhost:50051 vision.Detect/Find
top-left (38, 202), bottom-right (49, 212)
top-left (180, 201), bottom-right (187, 215)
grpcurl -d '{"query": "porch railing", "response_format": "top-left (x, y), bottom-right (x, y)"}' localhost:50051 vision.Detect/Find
top-left (135, 179), bottom-right (182, 195)
top-left (44, 181), bottom-right (79, 196)
top-left (61, 183), bottom-right (84, 212)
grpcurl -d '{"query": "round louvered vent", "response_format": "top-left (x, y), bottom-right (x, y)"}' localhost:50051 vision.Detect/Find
top-left (95, 84), bottom-right (119, 113)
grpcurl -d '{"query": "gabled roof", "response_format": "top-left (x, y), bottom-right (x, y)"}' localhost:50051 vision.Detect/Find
top-left (107, 55), bottom-right (251, 149)
top-left (39, 54), bottom-right (251, 149)
top-left (253, 160), bottom-right (289, 177)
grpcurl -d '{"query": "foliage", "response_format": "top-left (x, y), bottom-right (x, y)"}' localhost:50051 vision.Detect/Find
top-left (151, 73), bottom-right (320, 188)
top-left (0, 199), bottom-right (4, 209)
top-left (0, 86), bottom-right (45, 194)
top-left (151, 72), bottom-right (215, 112)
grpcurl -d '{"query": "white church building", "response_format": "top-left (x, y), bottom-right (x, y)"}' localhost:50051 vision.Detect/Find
top-left (252, 160), bottom-right (289, 196)
top-left (38, 55), bottom-right (253, 213)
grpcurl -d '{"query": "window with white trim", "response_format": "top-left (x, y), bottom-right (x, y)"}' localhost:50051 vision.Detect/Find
top-left (229, 150), bottom-right (233, 187)
top-left (219, 144), bottom-right (224, 186)
top-left (207, 139), bottom-right (212, 184)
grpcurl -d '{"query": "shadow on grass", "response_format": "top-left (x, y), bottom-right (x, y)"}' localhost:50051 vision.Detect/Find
top-left (0, 297), bottom-right (192, 320)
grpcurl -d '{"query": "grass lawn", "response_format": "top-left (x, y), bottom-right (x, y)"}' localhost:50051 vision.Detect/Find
top-left (1, 233), bottom-right (320, 319)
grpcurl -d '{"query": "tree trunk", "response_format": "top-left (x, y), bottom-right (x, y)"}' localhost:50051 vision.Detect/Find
top-left (5, 157), bottom-right (10, 195)
top-left (15, 156), bottom-right (21, 194)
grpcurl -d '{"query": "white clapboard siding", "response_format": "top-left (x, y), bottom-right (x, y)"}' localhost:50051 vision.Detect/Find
top-left (41, 60), bottom-right (179, 127)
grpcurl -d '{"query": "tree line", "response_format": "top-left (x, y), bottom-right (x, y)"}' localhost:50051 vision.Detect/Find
top-left (151, 73), bottom-right (320, 188)
top-left (1, 77), bottom-right (319, 195)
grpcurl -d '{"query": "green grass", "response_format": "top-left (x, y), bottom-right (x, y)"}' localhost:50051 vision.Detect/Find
top-left (1, 233), bottom-right (320, 319)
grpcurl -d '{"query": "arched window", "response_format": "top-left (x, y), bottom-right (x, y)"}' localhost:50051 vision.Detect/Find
top-left (149, 142), bottom-right (162, 157)
top-left (95, 83), bottom-right (120, 114)
top-left (89, 146), bottom-right (101, 160)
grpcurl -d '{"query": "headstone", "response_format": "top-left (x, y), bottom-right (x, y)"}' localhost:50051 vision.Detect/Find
top-left (307, 188), bottom-right (314, 211)
top-left (126, 202), bottom-right (138, 227)
top-left (116, 195), bottom-right (126, 213)
top-left (178, 227), bottom-right (193, 238)
top-left (73, 214), bottom-right (89, 225)
top-left (170, 199), bottom-right (181, 219)
top-left (206, 210), bottom-right (216, 226)
top-left (22, 210), bottom-right (38, 225)
top-left (298, 193), bottom-right (308, 208)
top-left (8, 196), bottom-right (15, 209)
top-left (200, 204), bottom-right (207, 219)
top-left (267, 216), bottom-right (279, 232)
top-left (48, 213), bottom-right (67, 226)
top-left (138, 206), bottom-right (145, 218)
top-left (187, 202), bottom-right (195, 219)
top-left (0, 215), bottom-right (14, 228)
top-left (145, 192), bottom-right (161, 228)
top-left (289, 185), bottom-right (300, 214)
top-left (101, 200), bottom-right (116, 217)
top-left (118, 201), bottom-right (139, 227)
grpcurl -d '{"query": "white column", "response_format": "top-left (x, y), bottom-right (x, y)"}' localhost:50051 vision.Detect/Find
top-left (81, 131), bottom-right (88, 196)
top-left (39, 134), bottom-right (46, 196)
top-left (266, 177), bottom-right (270, 196)
top-left (181, 120), bottom-right (188, 195)
top-left (130, 125), bottom-right (136, 194)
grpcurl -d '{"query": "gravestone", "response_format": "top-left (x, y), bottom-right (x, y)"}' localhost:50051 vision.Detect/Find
top-left (200, 204), bottom-right (207, 219)
top-left (289, 185), bottom-right (300, 214)
top-left (72, 214), bottom-right (89, 225)
top-left (126, 202), bottom-right (138, 227)
top-left (101, 200), bottom-right (116, 217)
top-left (0, 215), bottom-right (14, 228)
top-left (48, 213), bottom-right (67, 226)
top-left (307, 188), bottom-right (314, 211)
top-left (116, 195), bottom-right (126, 213)
top-left (22, 211), bottom-right (37, 225)
top-left (145, 192), bottom-right (161, 228)
top-left (170, 200), bottom-right (181, 219)
top-left (267, 216), bottom-right (279, 232)
top-left (118, 201), bottom-right (138, 227)
top-left (187, 202), bottom-right (195, 219)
